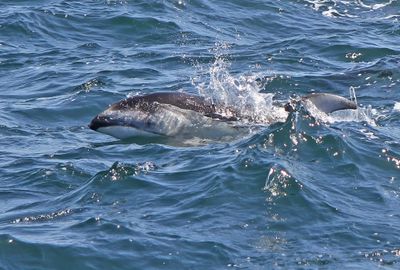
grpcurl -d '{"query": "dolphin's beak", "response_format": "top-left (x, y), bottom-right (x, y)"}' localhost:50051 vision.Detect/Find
top-left (89, 114), bottom-right (116, 131)
top-left (88, 116), bottom-right (100, 131)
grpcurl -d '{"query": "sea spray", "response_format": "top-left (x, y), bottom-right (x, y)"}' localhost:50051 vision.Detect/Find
top-left (193, 43), bottom-right (288, 124)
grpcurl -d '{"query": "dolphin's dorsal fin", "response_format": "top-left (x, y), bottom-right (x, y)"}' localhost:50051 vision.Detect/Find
top-left (302, 93), bottom-right (357, 114)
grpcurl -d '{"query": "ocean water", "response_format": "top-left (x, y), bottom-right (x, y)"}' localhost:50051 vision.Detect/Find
top-left (0, 0), bottom-right (399, 269)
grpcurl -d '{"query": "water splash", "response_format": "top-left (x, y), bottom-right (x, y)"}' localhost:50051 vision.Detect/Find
top-left (194, 44), bottom-right (288, 125)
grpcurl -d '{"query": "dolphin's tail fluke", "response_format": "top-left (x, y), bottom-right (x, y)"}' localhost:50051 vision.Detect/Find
top-left (285, 93), bottom-right (357, 114)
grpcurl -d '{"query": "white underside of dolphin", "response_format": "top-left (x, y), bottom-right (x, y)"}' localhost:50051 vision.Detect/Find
top-left (94, 103), bottom-right (243, 140)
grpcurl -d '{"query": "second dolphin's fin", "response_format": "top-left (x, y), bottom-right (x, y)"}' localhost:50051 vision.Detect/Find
top-left (302, 93), bottom-right (357, 114)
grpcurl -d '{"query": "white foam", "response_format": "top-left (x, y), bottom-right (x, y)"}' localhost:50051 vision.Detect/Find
top-left (357, 0), bottom-right (395, 10)
top-left (394, 102), bottom-right (400, 111)
top-left (306, 0), bottom-right (395, 18)
top-left (322, 7), bottom-right (357, 18)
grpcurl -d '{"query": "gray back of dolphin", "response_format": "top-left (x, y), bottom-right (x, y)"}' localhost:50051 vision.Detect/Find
top-left (109, 92), bottom-right (239, 121)
top-left (111, 92), bottom-right (214, 114)
top-left (302, 93), bottom-right (357, 114)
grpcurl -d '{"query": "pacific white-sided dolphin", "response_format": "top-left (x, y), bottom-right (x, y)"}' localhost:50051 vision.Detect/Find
top-left (89, 92), bottom-right (357, 139)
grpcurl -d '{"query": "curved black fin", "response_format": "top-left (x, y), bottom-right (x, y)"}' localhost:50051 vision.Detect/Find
top-left (302, 93), bottom-right (357, 114)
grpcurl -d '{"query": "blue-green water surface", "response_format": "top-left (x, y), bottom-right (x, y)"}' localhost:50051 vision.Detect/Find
top-left (1, 0), bottom-right (400, 269)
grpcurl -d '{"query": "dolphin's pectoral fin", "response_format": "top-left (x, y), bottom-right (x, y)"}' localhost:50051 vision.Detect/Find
top-left (302, 93), bottom-right (357, 114)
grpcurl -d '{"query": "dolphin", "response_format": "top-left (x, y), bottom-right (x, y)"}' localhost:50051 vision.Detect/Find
top-left (89, 92), bottom-right (357, 140)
